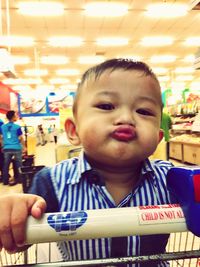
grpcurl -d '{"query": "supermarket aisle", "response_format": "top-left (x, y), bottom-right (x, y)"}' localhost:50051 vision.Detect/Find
top-left (0, 142), bottom-right (57, 195)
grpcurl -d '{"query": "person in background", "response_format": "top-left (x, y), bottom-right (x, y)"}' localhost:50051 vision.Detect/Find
top-left (0, 110), bottom-right (26, 185)
top-left (52, 124), bottom-right (58, 144)
top-left (36, 124), bottom-right (46, 146)
top-left (47, 125), bottom-right (54, 142)
top-left (0, 59), bottom-right (176, 267)
top-left (0, 118), bottom-right (4, 182)
top-left (161, 111), bottom-right (172, 160)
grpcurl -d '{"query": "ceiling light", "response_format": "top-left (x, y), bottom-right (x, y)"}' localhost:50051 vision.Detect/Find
top-left (11, 56), bottom-right (30, 64)
top-left (35, 85), bottom-right (55, 91)
top-left (141, 36), bottom-right (173, 46)
top-left (78, 56), bottom-right (105, 64)
top-left (12, 85), bottom-right (32, 92)
top-left (49, 37), bottom-right (83, 47)
top-left (0, 36), bottom-right (34, 47)
top-left (3, 78), bottom-right (42, 85)
top-left (24, 69), bottom-right (48, 76)
top-left (60, 84), bottom-right (77, 91)
top-left (146, 3), bottom-right (188, 18)
top-left (183, 55), bottom-right (195, 63)
top-left (96, 37), bottom-right (128, 46)
top-left (152, 67), bottom-right (168, 75)
top-left (56, 69), bottom-right (80, 76)
top-left (184, 37), bottom-right (200, 46)
top-left (150, 55), bottom-right (176, 63)
top-left (18, 2), bottom-right (64, 16)
top-left (41, 56), bottom-right (69, 65)
top-left (84, 2), bottom-right (128, 17)
top-left (175, 75), bottom-right (194, 81)
top-left (158, 76), bottom-right (170, 82)
top-left (49, 78), bottom-right (70, 84)
top-left (174, 67), bottom-right (195, 73)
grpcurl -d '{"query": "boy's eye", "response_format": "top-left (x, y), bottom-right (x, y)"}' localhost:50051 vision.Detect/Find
top-left (96, 103), bottom-right (115, 110)
top-left (137, 109), bottom-right (154, 116)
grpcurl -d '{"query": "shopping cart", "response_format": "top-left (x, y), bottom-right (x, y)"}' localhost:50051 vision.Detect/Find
top-left (19, 165), bottom-right (45, 193)
top-left (1, 204), bottom-right (200, 267)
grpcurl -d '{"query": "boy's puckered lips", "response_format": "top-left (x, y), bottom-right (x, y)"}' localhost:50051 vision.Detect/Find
top-left (111, 126), bottom-right (136, 142)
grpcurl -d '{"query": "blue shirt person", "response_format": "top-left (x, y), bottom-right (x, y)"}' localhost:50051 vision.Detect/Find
top-left (0, 110), bottom-right (26, 185)
top-left (0, 59), bottom-right (177, 267)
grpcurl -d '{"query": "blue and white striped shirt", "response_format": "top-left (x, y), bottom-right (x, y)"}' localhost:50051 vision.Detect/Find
top-left (30, 151), bottom-right (175, 267)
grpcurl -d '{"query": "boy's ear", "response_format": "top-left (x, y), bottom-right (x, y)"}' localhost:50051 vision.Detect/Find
top-left (65, 118), bottom-right (81, 146)
top-left (158, 129), bottom-right (164, 143)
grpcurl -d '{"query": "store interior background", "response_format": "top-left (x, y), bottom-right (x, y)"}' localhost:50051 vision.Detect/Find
top-left (0, 2), bottom-right (200, 266)
top-left (0, 0), bottom-right (200, 192)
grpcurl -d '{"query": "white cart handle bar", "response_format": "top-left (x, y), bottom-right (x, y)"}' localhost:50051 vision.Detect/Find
top-left (26, 204), bottom-right (187, 244)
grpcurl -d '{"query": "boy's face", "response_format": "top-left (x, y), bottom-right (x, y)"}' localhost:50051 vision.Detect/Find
top-left (70, 69), bottom-right (163, 169)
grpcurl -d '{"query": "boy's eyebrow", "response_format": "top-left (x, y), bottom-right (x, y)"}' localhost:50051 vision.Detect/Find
top-left (96, 91), bottom-right (118, 97)
top-left (96, 92), bottom-right (160, 105)
top-left (137, 96), bottom-right (160, 105)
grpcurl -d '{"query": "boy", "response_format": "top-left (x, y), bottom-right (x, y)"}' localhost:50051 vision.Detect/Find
top-left (0, 59), bottom-right (174, 266)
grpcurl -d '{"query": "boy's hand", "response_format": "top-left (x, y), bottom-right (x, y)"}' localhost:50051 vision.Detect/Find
top-left (0, 194), bottom-right (46, 253)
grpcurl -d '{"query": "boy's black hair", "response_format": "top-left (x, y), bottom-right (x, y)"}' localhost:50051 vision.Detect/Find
top-left (6, 110), bottom-right (15, 120)
top-left (73, 58), bottom-right (161, 115)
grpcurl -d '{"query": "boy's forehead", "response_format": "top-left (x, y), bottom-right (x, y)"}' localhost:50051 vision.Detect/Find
top-left (82, 68), bottom-right (160, 92)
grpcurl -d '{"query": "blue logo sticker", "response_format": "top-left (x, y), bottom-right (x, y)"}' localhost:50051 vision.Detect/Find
top-left (47, 211), bottom-right (88, 232)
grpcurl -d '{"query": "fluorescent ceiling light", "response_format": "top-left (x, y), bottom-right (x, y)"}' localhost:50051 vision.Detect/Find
top-left (174, 67), bottom-right (195, 73)
top-left (184, 37), bottom-right (200, 46)
top-left (41, 56), bottom-right (69, 65)
top-left (24, 69), bottom-right (48, 76)
top-left (84, 2), bottom-right (128, 17)
top-left (146, 3), bottom-right (188, 18)
top-left (56, 69), bottom-right (80, 76)
top-left (152, 67), bottom-right (168, 75)
top-left (96, 37), bottom-right (128, 46)
top-left (3, 78), bottom-right (42, 85)
top-left (12, 85), bottom-right (32, 91)
top-left (0, 36), bottom-right (34, 47)
top-left (49, 37), bottom-right (83, 47)
top-left (78, 56), bottom-right (105, 64)
top-left (150, 55), bottom-right (176, 63)
top-left (183, 55), bottom-right (195, 63)
top-left (18, 2), bottom-right (64, 16)
top-left (11, 56), bottom-right (30, 64)
top-left (141, 36), bottom-right (173, 46)
top-left (49, 78), bottom-right (70, 84)
top-left (35, 85), bottom-right (55, 91)
top-left (158, 76), bottom-right (170, 82)
top-left (175, 75), bottom-right (194, 81)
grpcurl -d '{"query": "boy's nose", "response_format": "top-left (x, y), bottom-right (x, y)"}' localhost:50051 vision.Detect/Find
top-left (114, 108), bottom-right (135, 126)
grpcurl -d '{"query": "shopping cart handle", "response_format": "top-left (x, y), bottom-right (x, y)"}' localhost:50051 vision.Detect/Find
top-left (167, 166), bottom-right (200, 237)
top-left (25, 204), bottom-right (187, 244)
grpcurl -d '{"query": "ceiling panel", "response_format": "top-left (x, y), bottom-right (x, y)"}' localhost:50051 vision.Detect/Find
top-left (0, 0), bottom-right (200, 93)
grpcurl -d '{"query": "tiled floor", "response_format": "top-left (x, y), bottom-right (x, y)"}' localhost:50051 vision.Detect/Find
top-left (0, 148), bottom-right (200, 266)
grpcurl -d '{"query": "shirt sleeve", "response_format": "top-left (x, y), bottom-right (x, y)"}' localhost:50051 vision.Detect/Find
top-left (17, 126), bottom-right (23, 136)
top-left (28, 167), bottom-right (59, 212)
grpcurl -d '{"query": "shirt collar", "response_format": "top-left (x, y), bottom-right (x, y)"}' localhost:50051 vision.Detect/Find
top-left (68, 152), bottom-right (155, 185)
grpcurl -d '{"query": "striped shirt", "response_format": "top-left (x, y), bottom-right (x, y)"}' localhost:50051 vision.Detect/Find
top-left (30, 151), bottom-right (175, 267)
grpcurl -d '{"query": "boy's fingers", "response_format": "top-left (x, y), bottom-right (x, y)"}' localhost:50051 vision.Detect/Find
top-left (11, 198), bottom-right (29, 246)
top-left (0, 194), bottom-right (46, 252)
top-left (0, 204), bottom-right (15, 252)
top-left (29, 196), bottom-right (47, 218)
